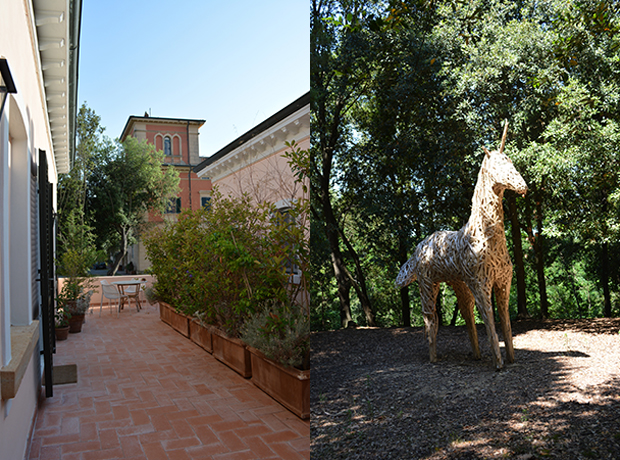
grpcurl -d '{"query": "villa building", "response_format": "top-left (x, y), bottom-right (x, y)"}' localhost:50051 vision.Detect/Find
top-left (119, 115), bottom-right (212, 272)
top-left (0, 1), bottom-right (82, 458)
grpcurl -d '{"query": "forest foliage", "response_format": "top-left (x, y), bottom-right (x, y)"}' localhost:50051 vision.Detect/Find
top-left (310, 0), bottom-right (620, 330)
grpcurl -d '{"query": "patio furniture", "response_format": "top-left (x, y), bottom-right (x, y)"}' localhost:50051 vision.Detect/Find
top-left (123, 281), bottom-right (142, 311)
top-left (99, 280), bottom-right (128, 318)
top-left (111, 280), bottom-right (143, 312)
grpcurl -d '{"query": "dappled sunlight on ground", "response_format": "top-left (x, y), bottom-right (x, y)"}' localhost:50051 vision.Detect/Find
top-left (311, 319), bottom-right (620, 459)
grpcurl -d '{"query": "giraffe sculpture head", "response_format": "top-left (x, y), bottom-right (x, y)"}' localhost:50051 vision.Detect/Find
top-left (482, 121), bottom-right (528, 197)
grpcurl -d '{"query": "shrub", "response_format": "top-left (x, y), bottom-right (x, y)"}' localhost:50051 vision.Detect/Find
top-left (144, 189), bottom-right (308, 338)
top-left (56, 210), bottom-right (98, 307)
top-left (241, 299), bottom-right (310, 369)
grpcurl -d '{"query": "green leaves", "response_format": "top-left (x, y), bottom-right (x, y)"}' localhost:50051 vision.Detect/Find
top-left (144, 190), bottom-right (308, 338)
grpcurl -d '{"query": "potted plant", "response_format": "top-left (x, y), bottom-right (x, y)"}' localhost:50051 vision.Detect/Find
top-left (55, 306), bottom-right (70, 341)
top-left (56, 210), bottom-right (98, 332)
top-left (59, 287), bottom-right (93, 333)
top-left (241, 300), bottom-right (310, 419)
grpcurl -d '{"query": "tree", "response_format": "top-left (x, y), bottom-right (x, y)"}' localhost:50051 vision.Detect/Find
top-left (310, 0), bottom-right (620, 329)
top-left (339, 1), bottom-right (480, 327)
top-left (57, 103), bottom-right (104, 258)
top-left (531, 0), bottom-right (620, 317)
top-left (311, 0), bottom-right (384, 327)
top-left (88, 137), bottom-right (180, 275)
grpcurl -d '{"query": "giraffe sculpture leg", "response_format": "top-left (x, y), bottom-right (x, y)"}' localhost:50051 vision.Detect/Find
top-left (450, 280), bottom-right (481, 360)
top-left (420, 281), bottom-right (440, 362)
top-left (471, 283), bottom-right (504, 370)
top-left (494, 280), bottom-right (515, 363)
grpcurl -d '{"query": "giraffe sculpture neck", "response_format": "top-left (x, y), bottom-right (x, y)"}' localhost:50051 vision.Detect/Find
top-left (465, 162), bottom-right (506, 245)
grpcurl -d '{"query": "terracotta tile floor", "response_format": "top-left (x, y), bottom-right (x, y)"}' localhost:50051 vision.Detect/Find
top-left (28, 303), bottom-right (309, 460)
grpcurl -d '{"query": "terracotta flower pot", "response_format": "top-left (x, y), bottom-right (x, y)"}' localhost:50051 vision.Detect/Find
top-left (55, 325), bottom-right (70, 341)
top-left (68, 314), bottom-right (85, 333)
top-left (247, 346), bottom-right (310, 419)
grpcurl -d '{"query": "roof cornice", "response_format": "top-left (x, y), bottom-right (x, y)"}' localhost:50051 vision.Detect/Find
top-left (194, 92), bottom-right (310, 181)
top-left (194, 92), bottom-right (310, 175)
top-left (120, 116), bottom-right (206, 142)
top-left (32, 0), bottom-right (82, 174)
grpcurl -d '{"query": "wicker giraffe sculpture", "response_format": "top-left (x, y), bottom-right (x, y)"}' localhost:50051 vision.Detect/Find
top-left (395, 121), bottom-right (527, 370)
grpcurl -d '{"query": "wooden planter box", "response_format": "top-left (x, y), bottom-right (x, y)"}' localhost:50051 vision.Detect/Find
top-left (210, 327), bottom-right (252, 378)
top-left (247, 346), bottom-right (310, 419)
top-left (189, 320), bottom-right (213, 353)
top-left (159, 302), bottom-right (190, 337)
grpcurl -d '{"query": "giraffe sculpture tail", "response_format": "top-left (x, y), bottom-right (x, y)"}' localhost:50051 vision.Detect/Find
top-left (395, 257), bottom-right (418, 289)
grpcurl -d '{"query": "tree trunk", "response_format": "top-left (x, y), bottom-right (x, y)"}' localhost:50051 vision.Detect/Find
top-left (600, 242), bottom-right (612, 317)
top-left (450, 303), bottom-right (459, 327)
top-left (400, 287), bottom-right (411, 327)
top-left (316, 132), bottom-right (376, 327)
top-left (534, 198), bottom-right (549, 319)
top-left (333, 252), bottom-right (353, 328)
top-left (507, 194), bottom-right (529, 319)
top-left (337, 276), bottom-right (353, 328)
top-left (326, 221), bottom-right (354, 328)
top-left (398, 235), bottom-right (411, 327)
top-left (524, 193), bottom-right (549, 319)
top-left (337, 225), bottom-right (376, 327)
top-left (107, 226), bottom-right (129, 276)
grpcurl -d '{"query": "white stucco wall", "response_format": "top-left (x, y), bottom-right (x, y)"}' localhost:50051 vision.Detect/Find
top-left (0, 1), bottom-right (58, 458)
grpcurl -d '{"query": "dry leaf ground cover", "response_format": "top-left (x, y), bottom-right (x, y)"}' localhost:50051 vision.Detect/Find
top-left (311, 318), bottom-right (620, 459)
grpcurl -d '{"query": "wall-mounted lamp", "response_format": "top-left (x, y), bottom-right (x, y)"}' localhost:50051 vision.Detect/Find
top-left (0, 58), bottom-right (17, 120)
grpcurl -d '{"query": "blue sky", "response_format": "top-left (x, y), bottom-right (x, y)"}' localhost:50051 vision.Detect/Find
top-left (78, 1), bottom-right (309, 158)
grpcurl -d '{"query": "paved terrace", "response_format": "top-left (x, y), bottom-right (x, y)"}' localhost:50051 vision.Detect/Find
top-left (28, 303), bottom-right (309, 460)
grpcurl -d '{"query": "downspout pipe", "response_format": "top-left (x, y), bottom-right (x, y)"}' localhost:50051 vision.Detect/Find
top-left (187, 121), bottom-right (192, 210)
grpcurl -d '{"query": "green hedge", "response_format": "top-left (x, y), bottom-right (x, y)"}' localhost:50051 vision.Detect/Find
top-left (144, 190), bottom-right (308, 339)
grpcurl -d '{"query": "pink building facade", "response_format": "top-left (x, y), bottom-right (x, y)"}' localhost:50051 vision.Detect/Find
top-left (194, 93), bottom-right (309, 208)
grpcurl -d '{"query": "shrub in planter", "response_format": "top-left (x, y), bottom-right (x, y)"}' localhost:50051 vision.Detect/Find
top-left (144, 189), bottom-right (308, 339)
top-left (241, 300), bottom-right (310, 370)
top-left (63, 289), bottom-right (94, 331)
top-left (241, 299), bottom-right (310, 418)
top-left (62, 290), bottom-right (93, 316)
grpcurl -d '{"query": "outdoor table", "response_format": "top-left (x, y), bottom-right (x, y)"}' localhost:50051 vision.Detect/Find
top-left (111, 280), bottom-right (142, 311)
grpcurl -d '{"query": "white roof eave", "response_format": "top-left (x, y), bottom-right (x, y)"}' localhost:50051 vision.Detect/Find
top-left (34, 0), bottom-right (71, 174)
top-left (197, 104), bottom-right (310, 181)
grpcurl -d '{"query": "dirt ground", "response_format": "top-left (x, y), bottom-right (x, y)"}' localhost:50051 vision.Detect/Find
top-left (310, 318), bottom-right (620, 459)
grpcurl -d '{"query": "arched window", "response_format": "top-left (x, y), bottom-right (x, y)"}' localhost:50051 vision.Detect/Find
top-left (164, 136), bottom-right (172, 156)
top-left (173, 136), bottom-right (181, 157)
